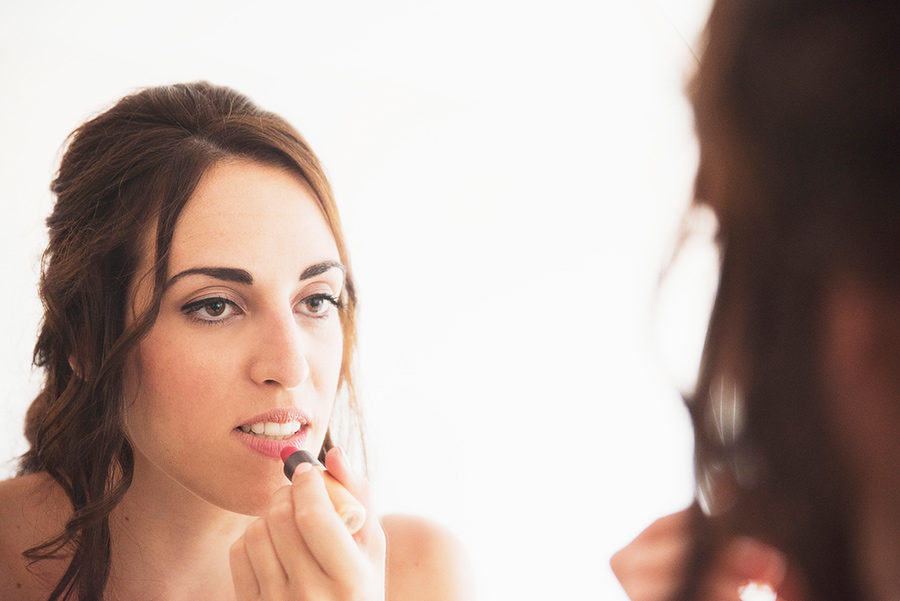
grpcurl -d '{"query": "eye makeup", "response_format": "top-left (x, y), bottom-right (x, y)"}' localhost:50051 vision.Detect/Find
top-left (297, 292), bottom-right (343, 317)
top-left (180, 296), bottom-right (243, 324)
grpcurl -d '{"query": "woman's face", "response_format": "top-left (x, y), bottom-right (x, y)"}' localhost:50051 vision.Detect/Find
top-left (123, 159), bottom-right (345, 515)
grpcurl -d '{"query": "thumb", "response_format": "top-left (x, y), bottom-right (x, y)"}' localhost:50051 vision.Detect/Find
top-left (719, 537), bottom-right (787, 589)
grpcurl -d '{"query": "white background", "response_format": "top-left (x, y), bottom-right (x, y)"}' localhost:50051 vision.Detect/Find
top-left (0, 1), bottom-right (716, 599)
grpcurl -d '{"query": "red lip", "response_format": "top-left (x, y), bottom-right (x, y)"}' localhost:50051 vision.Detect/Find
top-left (232, 427), bottom-right (309, 459)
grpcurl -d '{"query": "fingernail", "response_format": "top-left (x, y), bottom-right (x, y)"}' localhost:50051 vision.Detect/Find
top-left (331, 446), bottom-right (347, 463)
top-left (731, 537), bottom-right (787, 584)
top-left (292, 461), bottom-right (314, 478)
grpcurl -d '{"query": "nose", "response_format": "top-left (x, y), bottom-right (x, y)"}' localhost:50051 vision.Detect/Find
top-left (248, 309), bottom-right (309, 390)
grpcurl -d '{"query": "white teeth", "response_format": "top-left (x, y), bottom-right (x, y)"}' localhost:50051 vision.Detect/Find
top-left (240, 421), bottom-right (303, 440)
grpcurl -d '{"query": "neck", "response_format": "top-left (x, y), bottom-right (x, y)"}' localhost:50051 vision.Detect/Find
top-left (107, 458), bottom-right (255, 601)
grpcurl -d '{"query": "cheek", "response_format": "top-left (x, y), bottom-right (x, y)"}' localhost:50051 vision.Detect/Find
top-left (309, 321), bottom-right (345, 417)
top-left (316, 324), bottom-right (345, 386)
top-left (124, 329), bottom-right (239, 449)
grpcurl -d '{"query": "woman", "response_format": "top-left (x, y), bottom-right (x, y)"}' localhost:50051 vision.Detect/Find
top-left (0, 82), bottom-right (472, 601)
top-left (613, 0), bottom-right (900, 599)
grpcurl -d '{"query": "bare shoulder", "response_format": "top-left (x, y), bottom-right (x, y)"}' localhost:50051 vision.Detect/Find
top-left (0, 472), bottom-right (71, 600)
top-left (381, 514), bottom-right (475, 601)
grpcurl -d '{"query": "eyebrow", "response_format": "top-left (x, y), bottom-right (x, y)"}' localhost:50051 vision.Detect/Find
top-left (165, 261), bottom-right (345, 289)
top-left (300, 260), bottom-right (345, 280)
top-left (166, 267), bottom-right (252, 288)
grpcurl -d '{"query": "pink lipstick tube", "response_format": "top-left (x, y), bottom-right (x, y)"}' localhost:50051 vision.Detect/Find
top-left (281, 447), bottom-right (366, 534)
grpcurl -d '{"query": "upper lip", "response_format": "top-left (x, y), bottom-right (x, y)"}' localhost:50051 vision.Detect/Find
top-left (237, 408), bottom-right (311, 428)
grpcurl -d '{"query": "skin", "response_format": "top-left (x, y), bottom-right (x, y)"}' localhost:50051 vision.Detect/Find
top-left (0, 159), bottom-right (474, 601)
top-left (610, 510), bottom-right (789, 601)
top-left (613, 279), bottom-right (900, 601)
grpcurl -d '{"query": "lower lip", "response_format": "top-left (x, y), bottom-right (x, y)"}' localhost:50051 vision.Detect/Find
top-left (231, 427), bottom-right (309, 459)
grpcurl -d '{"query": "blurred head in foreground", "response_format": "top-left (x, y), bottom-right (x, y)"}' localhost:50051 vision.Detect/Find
top-left (680, 1), bottom-right (900, 599)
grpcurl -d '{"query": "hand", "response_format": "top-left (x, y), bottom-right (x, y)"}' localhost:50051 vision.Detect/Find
top-left (610, 509), bottom-right (788, 601)
top-left (230, 447), bottom-right (386, 601)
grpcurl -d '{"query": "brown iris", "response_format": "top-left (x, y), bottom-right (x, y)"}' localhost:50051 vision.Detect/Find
top-left (205, 299), bottom-right (226, 316)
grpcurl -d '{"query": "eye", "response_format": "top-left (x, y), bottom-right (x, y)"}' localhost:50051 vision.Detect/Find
top-left (181, 297), bottom-right (242, 323)
top-left (298, 293), bottom-right (343, 317)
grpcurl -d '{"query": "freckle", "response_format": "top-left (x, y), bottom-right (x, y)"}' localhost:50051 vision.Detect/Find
top-left (16, 582), bottom-right (22, 589)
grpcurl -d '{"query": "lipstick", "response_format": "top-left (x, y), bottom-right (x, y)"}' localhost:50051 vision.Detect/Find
top-left (280, 446), bottom-right (366, 534)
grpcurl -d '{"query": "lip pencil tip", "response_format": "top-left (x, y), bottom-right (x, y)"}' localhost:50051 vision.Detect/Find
top-left (280, 446), bottom-right (299, 462)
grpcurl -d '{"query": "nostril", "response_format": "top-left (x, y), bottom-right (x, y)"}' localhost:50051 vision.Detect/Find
top-left (248, 335), bottom-right (310, 389)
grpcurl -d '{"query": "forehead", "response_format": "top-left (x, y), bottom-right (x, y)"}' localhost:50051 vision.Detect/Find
top-left (166, 159), bottom-right (340, 274)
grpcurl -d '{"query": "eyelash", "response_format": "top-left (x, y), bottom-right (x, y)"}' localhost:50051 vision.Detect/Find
top-left (302, 293), bottom-right (344, 316)
top-left (180, 297), bottom-right (242, 325)
top-left (180, 293), bottom-right (343, 325)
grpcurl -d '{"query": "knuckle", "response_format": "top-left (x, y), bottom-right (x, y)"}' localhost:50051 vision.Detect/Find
top-left (344, 561), bottom-right (380, 600)
top-left (292, 504), bottom-right (321, 527)
top-left (245, 518), bottom-right (269, 545)
top-left (352, 479), bottom-right (372, 504)
top-left (271, 484), bottom-right (292, 503)
top-left (267, 497), bottom-right (295, 526)
top-left (335, 579), bottom-right (362, 600)
top-left (229, 538), bottom-right (246, 560)
top-left (609, 548), bottom-right (636, 580)
top-left (609, 549), bottom-right (624, 574)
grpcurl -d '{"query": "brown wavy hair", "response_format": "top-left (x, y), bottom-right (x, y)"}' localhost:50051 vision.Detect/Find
top-left (675, 1), bottom-right (900, 599)
top-left (19, 82), bottom-right (361, 601)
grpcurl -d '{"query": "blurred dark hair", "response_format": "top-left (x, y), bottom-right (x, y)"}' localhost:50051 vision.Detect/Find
top-left (21, 82), bottom-right (360, 601)
top-left (676, 1), bottom-right (900, 599)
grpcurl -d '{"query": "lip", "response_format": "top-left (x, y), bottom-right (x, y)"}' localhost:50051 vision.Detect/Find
top-left (237, 407), bottom-right (311, 427)
top-left (232, 427), bottom-right (309, 459)
top-left (233, 407), bottom-right (312, 459)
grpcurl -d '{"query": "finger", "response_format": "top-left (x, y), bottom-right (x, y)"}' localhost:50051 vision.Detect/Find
top-left (702, 577), bottom-right (754, 601)
top-left (265, 485), bottom-right (327, 586)
top-left (243, 517), bottom-right (289, 599)
top-left (718, 538), bottom-right (787, 588)
top-left (610, 527), bottom-right (689, 585)
top-left (611, 509), bottom-right (690, 575)
top-left (611, 562), bottom-right (685, 601)
top-left (635, 510), bottom-right (691, 543)
top-left (290, 462), bottom-right (362, 577)
top-left (229, 537), bottom-right (260, 601)
top-left (702, 579), bottom-right (778, 601)
top-left (611, 529), bottom-right (688, 570)
top-left (694, 539), bottom-right (787, 601)
top-left (611, 554), bottom-right (685, 600)
top-left (324, 447), bottom-right (385, 558)
top-left (611, 510), bottom-right (694, 601)
top-left (323, 447), bottom-right (368, 501)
